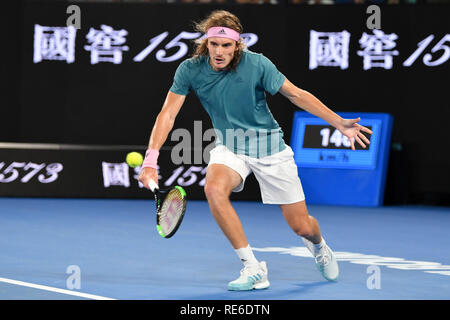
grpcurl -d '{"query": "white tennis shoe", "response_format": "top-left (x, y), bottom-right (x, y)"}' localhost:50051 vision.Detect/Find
top-left (228, 261), bottom-right (270, 291)
top-left (302, 237), bottom-right (339, 281)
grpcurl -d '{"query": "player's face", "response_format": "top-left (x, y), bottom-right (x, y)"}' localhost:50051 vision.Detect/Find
top-left (207, 37), bottom-right (237, 71)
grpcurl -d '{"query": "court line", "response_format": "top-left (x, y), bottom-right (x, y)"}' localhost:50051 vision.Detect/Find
top-left (0, 277), bottom-right (116, 300)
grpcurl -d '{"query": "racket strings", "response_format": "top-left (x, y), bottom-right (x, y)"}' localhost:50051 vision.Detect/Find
top-left (159, 189), bottom-right (185, 234)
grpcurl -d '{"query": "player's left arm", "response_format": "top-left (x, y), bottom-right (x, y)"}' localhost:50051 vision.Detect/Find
top-left (278, 78), bottom-right (373, 150)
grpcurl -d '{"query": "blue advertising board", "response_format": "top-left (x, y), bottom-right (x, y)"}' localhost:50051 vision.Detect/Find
top-left (290, 112), bottom-right (393, 207)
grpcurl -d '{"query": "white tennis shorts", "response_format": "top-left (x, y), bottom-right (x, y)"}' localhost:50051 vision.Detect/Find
top-left (207, 145), bottom-right (305, 204)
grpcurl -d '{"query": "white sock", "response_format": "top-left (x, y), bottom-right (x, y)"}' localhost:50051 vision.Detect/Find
top-left (235, 244), bottom-right (259, 267)
top-left (313, 238), bottom-right (326, 254)
top-left (302, 236), bottom-right (326, 255)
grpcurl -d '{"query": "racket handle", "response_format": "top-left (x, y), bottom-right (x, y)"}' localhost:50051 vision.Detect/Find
top-left (148, 179), bottom-right (159, 192)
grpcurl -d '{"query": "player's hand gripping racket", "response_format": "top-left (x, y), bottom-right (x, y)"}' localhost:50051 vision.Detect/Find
top-left (148, 179), bottom-right (187, 239)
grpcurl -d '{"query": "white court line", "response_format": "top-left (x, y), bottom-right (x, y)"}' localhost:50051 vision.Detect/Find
top-left (0, 277), bottom-right (116, 300)
top-left (252, 247), bottom-right (450, 276)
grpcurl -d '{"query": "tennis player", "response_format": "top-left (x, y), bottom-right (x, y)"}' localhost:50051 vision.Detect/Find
top-left (139, 10), bottom-right (372, 291)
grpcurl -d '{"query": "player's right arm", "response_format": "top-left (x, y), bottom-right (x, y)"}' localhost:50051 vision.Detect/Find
top-left (138, 91), bottom-right (186, 190)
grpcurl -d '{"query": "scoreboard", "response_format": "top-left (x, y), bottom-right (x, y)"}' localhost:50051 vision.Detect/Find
top-left (290, 112), bottom-right (393, 207)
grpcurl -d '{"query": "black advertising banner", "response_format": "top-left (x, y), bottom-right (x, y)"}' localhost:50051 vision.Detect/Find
top-left (2, 2), bottom-right (450, 202)
top-left (0, 143), bottom-right (261, 200)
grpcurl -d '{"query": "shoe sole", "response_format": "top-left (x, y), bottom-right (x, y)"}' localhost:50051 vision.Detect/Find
top-left (228, 280), bottom-right (270, 291)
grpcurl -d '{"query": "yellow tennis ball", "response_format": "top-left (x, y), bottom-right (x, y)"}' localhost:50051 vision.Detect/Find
top-left (126, 152), bottom-right (143, 168)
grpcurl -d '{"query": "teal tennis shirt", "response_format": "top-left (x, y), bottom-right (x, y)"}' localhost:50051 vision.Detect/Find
top-left (170, 49), bottom-right (287, 158)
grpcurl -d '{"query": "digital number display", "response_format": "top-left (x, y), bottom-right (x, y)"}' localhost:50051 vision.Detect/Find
top-left (302, 125), bottom-right (372, 150)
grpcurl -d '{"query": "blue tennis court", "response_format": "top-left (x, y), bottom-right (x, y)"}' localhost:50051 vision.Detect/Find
top-left (1, 197), bottom-right (449, 300)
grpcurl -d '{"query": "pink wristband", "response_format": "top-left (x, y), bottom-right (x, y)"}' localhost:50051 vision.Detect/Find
top-left (142, 149), bottom-right (159, 169)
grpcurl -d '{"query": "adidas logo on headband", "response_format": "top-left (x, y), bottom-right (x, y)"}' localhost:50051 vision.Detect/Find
top-left (206, 27), bottom-right (240, 42)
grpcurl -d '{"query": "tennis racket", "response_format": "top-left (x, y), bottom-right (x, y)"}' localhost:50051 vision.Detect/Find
top-left (148, 180), bottom-right (187, 239)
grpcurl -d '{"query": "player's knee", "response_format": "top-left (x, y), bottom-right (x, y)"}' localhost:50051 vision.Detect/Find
top-left (204, 182), bottom-right (229, 202)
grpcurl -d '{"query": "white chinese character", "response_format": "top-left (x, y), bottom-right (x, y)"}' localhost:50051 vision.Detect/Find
top-left (357, 30), bottom-right (399, 70)
top-left (33, 24), bottom-right (76, 63)
top-left (102, 162), bottom-right (130, 188)
top-left (84, 25), bottom-right (129, 64)
top-left (309, 30), bottom-right (351, 70)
